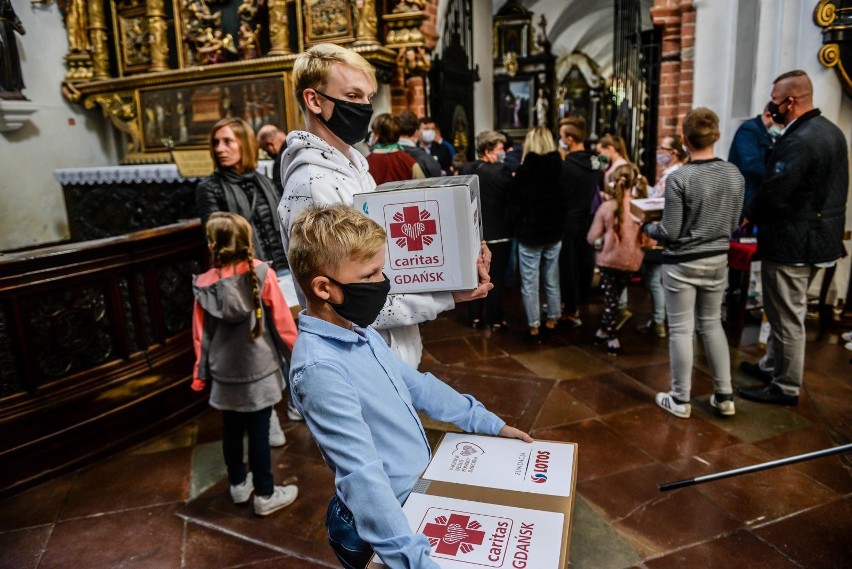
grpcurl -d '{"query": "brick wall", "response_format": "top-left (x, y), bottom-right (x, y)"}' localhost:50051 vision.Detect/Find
top-left (650, 0), bottom-right (695, 143)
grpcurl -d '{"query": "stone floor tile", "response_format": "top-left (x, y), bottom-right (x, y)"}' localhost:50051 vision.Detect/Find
top-left (39, 504), bottom-right (184, 569)
top-left (560, 370), bottom-right (657, 416)
top-left (60, 446), bottom-right (192, 520)
top-left (666, 443), bottom-right (840, 526)
top-left (0, 476), bottom-right (72, 532)
top-left (753, 496), bottom-right (852, 569)
top-left (689, 394), bottom-right (812, 443)
top-left (534, 419), bottom-right (654, 481)
top-left (620, 362), bottom-right (715, 398)
top-left (603, 408), bottom-right (743, 463)
top-left (568, 496), bottom-right (643, 569)
top-left (514, 346), bottom-right (615, 380)
top-left (183, 521), bottom-right (290, 569)
top-left (533, 384), bottom-right (598, 429)
top-left (190, 440), bottom-right (227, 500)
top-left (0, 526), bottom-right (51, 569)
top-left (578, 462), bottom-right (681, 522)
top-left (753, 427), bottom-right (852, 494)
top-left (643, 529), bottom-right (800, 568)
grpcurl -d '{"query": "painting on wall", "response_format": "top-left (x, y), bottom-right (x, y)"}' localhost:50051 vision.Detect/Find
top-left (115, 6), bottom-right (152, 75)
top-left (495, 78), bottom-right (533, 135)
top-left (303, 0), bottom-right (354, 45)
top-left (139, 75), bottom-right (286, 151)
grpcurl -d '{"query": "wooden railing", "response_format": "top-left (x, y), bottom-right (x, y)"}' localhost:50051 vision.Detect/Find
top-left (0, 220), bottom-right (209, 497)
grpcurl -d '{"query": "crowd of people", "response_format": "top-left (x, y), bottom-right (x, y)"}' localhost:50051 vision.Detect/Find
top-left (188, 42), bottom-right (849, 568)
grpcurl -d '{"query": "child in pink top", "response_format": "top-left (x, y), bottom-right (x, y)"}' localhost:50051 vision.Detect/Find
top-left (587, 163), bottom-right (649, 354)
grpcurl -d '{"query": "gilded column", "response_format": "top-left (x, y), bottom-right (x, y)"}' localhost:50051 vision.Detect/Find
top-left (267, 0), bottom-right (292, 55)
top-left (147, 0), bottom-right (170, 72)
top-left (87, 0), bottom-right (110, 80)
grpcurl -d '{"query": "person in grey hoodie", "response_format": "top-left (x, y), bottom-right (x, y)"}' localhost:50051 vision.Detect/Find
top-left (191, 212), bottom-right (299, 517)
top-left (277, 43), bottom-right (492, 368)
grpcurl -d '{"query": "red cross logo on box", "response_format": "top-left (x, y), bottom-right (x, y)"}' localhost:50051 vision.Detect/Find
top-left (389, 205), bottom-right (438, 251)
top-left (422, 513), bottom-right (486, 556)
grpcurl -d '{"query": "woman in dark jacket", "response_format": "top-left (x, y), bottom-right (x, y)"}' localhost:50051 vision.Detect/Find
top-left (196, 117), bottom-right (298, 434)
top-left (512, 126), bottom-right (568, 339)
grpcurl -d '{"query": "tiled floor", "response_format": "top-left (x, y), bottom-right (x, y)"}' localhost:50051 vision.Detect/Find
top-left (2, 284), bottom-right (850, 569)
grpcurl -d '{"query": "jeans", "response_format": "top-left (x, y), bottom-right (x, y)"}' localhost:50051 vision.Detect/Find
top-left (758, 261), bottom-right (816, 396)
top-left (518, 241), bottom-right (562, 328)
top-left (326, 495), bottom-right (374, 569)
top-left (222, 406), bottom-right (273, 496)
top-left (643, 262), bottom-right (665, 324)
top-left (468, 241), bottom-right (512, 326)
top-left (663, 254), bottom-right (732, 401)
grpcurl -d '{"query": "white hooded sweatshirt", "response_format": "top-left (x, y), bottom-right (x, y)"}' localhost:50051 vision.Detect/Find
top-left (278, 131), bottom-right (455, 367)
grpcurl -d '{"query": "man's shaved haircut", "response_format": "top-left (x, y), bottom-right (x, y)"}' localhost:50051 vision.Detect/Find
top-left (772, 70), bottom-right (813, 102)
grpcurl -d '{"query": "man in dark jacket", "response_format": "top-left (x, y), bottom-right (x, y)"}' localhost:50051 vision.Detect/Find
top-left (257, 124), bottom-right (288, 194)
top-left (739, 70), bottom-right (848, 406)
top-left (418, 116), bottom-right (453, 174)
top-left (460, 130), bottom-right (515, 329)
top-left (558, 117), bottom-right (604, 325)
top-left (727, 105), bottom-right (780, 216)
top-left (396, 110), bottom-right (442, 177)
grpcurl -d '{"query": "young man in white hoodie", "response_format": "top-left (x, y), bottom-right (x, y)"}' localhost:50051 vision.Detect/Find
top-left (277, 43), bottom-right (492, 368)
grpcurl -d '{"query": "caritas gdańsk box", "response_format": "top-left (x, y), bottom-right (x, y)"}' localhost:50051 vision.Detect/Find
top-left (352, 175), bottom-right (482, 294)
top-left (368, 434), bottom-right (578, 568)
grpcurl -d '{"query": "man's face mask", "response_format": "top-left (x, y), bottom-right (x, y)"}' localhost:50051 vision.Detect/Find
top-left (325, 274), bottom-right (391, 327)
top-left (656, 151), bottom-right (673, 167)
top-left (314, 90), bottom-right (374, 145)
top-left (767, 124), bottom-right (784, 139)
top-left (767, 98), bottom-right (791, 125)
top-left (420, 128), bottom-right (436, 144)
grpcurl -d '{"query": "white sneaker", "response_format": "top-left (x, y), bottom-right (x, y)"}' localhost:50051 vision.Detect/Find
top-left (840, 331), bottom-right (852, 342)
top-left (655, 392), bottom-right (691, 418)
top-left (253, 484), bottom-right (298, 516)
top-left (286, 400), bottom-right (304, 422)
top-left (230, 472), bottom-right (254, 504)
top-left (845, 341), bottom-right (852, 352)
top-left (710, 394), bottom-right (736, 416)
top-left (269, 410), bottom-right (286, 447)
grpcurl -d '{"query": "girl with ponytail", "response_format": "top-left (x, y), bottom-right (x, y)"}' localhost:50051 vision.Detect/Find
top-left (587, 163), bottom-right (648, 354)
top-left (191, 212), bottom-right (300, 517)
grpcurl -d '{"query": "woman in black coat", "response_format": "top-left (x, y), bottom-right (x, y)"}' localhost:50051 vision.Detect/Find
top-left (512, 127), bottom-right (568, 339)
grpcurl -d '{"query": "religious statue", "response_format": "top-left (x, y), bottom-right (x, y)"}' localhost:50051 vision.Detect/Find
top-left (238, 22), bottom-right (261, 60)
top-left (535, 87), bottom-right (549, 128)
top-left (534, 14), bottom-right (550, 54)
top-left (354, 0), bottom-right (378, 43)
top-left (196, 28), bottom-right (237, 64)
top-left (266, 0), bottom-right (290, 54)
top-left (61, 0), bottom-right (90, 54)
top-left (0, 0), bottom-right (26, 99)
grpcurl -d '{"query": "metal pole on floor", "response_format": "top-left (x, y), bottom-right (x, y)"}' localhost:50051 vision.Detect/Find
top-left (658, 444), bottom-right (852, 492)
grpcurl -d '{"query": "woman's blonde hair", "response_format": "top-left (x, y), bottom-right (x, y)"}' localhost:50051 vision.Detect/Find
top-left (598, 134), bottom-right (628, 160)
top-left (293, 43), bottom-right (377, 112)
top-left (205, 212), bottom-right (263, 340)
top-left (609, 163), bottom-right (647, 238)
top-left (209, 117), bottom-right (258, 172)
top-left (522, 126), bottom-right (556, 160)
top-left (288, 204), bottom-right (387, 294)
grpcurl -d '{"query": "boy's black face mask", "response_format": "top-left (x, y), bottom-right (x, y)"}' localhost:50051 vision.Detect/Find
top-left (314, 90), bottom-right (373, 146)
top-left (325, 274), bottom-right (390, 327)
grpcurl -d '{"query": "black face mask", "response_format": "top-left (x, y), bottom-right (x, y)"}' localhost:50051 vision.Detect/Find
top-left (326, 274), bottom-right (390, 327)
top-left (315, 90), bottom-right (373, 146)
top-left (767, 98), bottom-right (790, 125)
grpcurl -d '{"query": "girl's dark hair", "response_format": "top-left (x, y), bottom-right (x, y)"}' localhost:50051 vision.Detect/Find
top-left (206, 212), bottom-right (263, 340)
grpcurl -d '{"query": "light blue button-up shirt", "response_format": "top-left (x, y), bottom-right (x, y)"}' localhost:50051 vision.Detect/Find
top-left (290, 312), bottom-right (505, 568)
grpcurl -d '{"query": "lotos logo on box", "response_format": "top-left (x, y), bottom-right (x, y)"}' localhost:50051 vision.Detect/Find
top-left (385, 202), bottom-right (444, 271)
top-left (530, 450), bottom-right (551, 483)
top-left (419, 508), bottom-right (513, 567)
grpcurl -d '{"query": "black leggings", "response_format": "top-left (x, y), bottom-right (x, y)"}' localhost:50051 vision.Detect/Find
top-left (599, 268), bottom-right (632, 339)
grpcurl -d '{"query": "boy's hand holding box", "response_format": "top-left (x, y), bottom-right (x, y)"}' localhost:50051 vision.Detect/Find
top-left (353, 176), bottom-right (482, 294)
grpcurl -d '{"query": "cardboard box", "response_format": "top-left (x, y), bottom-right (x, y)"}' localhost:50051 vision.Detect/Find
top-left (353, 176), bottom-right (482, 294)
top-left (630, 197), bottom-right (665, 222)
top-left (368, 433), bottom-right (578, 568)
